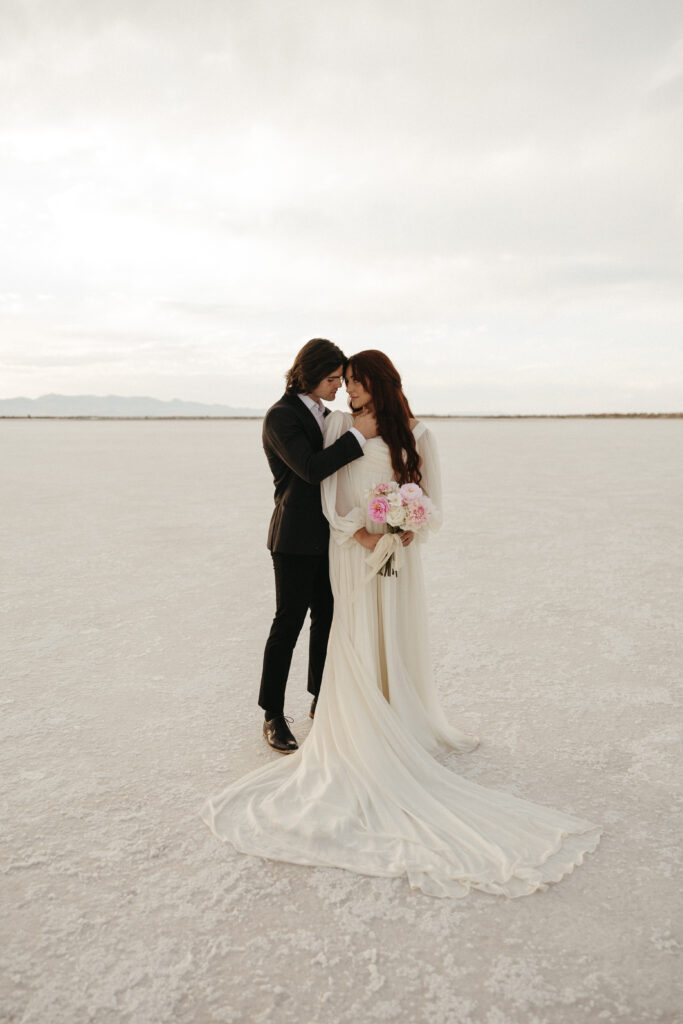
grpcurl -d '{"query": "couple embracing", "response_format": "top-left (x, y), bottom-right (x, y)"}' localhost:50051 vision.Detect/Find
top-left (202, 339), bottom-right (601, 899)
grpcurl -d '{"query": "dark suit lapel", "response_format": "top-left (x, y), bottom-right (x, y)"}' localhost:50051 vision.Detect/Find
top-left (281, 392), bottom-right (324, 449)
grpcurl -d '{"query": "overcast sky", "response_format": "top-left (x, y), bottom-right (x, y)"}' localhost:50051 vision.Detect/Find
top-left (1, 0), bottom-right (682, 413)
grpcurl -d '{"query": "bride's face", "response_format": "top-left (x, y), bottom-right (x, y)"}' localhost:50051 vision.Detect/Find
top-left (345, 368), bottom-right (372, 410)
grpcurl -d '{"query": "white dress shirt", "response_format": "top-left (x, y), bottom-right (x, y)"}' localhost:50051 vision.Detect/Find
top-left (298, 393), bottom-right (366, 447)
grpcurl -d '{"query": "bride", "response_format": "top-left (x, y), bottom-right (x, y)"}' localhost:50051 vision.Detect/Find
top-left (201, 350), bottom-right (601, 898)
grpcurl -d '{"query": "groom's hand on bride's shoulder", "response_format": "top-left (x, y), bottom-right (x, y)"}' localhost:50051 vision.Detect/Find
top-left (354, 411), bottom-right (378, 439)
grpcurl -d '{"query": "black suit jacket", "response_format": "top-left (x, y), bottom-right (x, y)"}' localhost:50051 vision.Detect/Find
top-left (263, 393), bottom-right (364, 555)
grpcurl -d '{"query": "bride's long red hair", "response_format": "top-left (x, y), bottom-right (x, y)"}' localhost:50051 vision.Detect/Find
top-left (347, 350), bottom-right (422, 486)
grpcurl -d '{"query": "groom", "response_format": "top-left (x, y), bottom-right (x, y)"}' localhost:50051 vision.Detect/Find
top-left (259, 338), bottom-right (377, 752)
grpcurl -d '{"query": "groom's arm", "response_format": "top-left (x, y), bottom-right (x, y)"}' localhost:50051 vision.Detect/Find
top-left (264, 408), bottom-right (363, 486)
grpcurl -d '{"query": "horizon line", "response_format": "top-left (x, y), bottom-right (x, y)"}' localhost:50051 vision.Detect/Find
top-left (2, 412), bottom-right (682, 421)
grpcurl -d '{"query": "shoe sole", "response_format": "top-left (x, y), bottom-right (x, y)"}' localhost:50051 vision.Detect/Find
top-left (264, 737), bottom-right (298, 754)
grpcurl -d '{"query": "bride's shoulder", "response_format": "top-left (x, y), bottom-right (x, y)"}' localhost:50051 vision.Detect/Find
top-left (325, 409), bottom-right (352, 427)
top-left (410, 418), bottom-right (428, 440)
top-left (323, 409), bottom-right (353, 437)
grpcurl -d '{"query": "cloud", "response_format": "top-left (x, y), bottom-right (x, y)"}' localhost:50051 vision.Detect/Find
top-left (0, 0), bottom-right (681, 410)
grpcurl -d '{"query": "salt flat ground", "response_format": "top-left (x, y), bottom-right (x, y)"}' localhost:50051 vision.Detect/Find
top-left (1, 418), bottom-right (681, 1024)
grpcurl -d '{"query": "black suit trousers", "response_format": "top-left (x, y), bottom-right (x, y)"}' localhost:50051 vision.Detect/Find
top-left (258, 551), bottom-right (334, 715)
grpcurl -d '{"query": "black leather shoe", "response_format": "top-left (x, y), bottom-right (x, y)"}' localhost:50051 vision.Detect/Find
top-left (263, 715), bottom-right (298, 753)
top-left (309, 695), bottom-right (318, 720)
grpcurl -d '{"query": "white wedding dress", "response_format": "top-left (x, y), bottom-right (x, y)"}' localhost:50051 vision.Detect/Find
top-left (201, 413), bottom-right (601, 898)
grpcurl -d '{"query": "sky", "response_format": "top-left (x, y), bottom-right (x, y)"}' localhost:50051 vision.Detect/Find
top-left (1, 0), bottom-right (682, 414)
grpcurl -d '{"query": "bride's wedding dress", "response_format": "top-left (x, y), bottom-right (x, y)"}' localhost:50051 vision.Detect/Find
top-left (201, 413), bottom-right (601, 898)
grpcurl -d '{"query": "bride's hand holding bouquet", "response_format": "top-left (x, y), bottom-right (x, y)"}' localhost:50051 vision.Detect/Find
top-left (355, 481), bottom-right (432, 576)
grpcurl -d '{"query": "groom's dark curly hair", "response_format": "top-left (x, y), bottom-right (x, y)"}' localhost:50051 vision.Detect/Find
top-left (285, 338), bottom-right (346, 395)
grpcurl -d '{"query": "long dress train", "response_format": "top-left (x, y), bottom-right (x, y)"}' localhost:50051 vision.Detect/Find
top-left (201, 413), bottom-right (601, 898)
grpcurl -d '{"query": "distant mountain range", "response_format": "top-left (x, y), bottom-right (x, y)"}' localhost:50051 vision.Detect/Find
top-left (0, 394), bottom-right (265, 417)
top-left (1, 394), bottom-right (679, 419)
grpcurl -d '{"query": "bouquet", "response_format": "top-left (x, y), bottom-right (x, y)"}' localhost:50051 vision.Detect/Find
top-left (366, 481), bottom-right (433, 577)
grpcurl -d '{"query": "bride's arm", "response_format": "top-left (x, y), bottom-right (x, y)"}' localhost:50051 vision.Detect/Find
top-left (353, 527), bottom-right (381, 550)
top-left (321, 412), bottom-right (370, 547)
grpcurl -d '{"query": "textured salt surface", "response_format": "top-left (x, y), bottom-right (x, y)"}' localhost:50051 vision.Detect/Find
top-left (1, 418), bottom-right (681, 1023)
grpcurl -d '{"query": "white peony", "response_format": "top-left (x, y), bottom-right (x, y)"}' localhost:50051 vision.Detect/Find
top-left (387, 504), bottom-right (407, 528)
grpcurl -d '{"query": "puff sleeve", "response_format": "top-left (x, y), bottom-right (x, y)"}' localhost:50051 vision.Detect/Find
top-left (321, 411), bottom-right (365, 546)
top-left (415, 424), bottom-right (443, 537)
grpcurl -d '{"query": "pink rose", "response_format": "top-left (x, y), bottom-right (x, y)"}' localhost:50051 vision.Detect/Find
top-left (399, 483), bottom-right (423, 503)
top-left (368, 498), bottom-right (389, 523)
top-left (406, 502), bottom-right (429, 527)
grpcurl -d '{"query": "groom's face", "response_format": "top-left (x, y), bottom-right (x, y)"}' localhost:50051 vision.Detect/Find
top-left (310, 365), bottom-right (344, 403)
